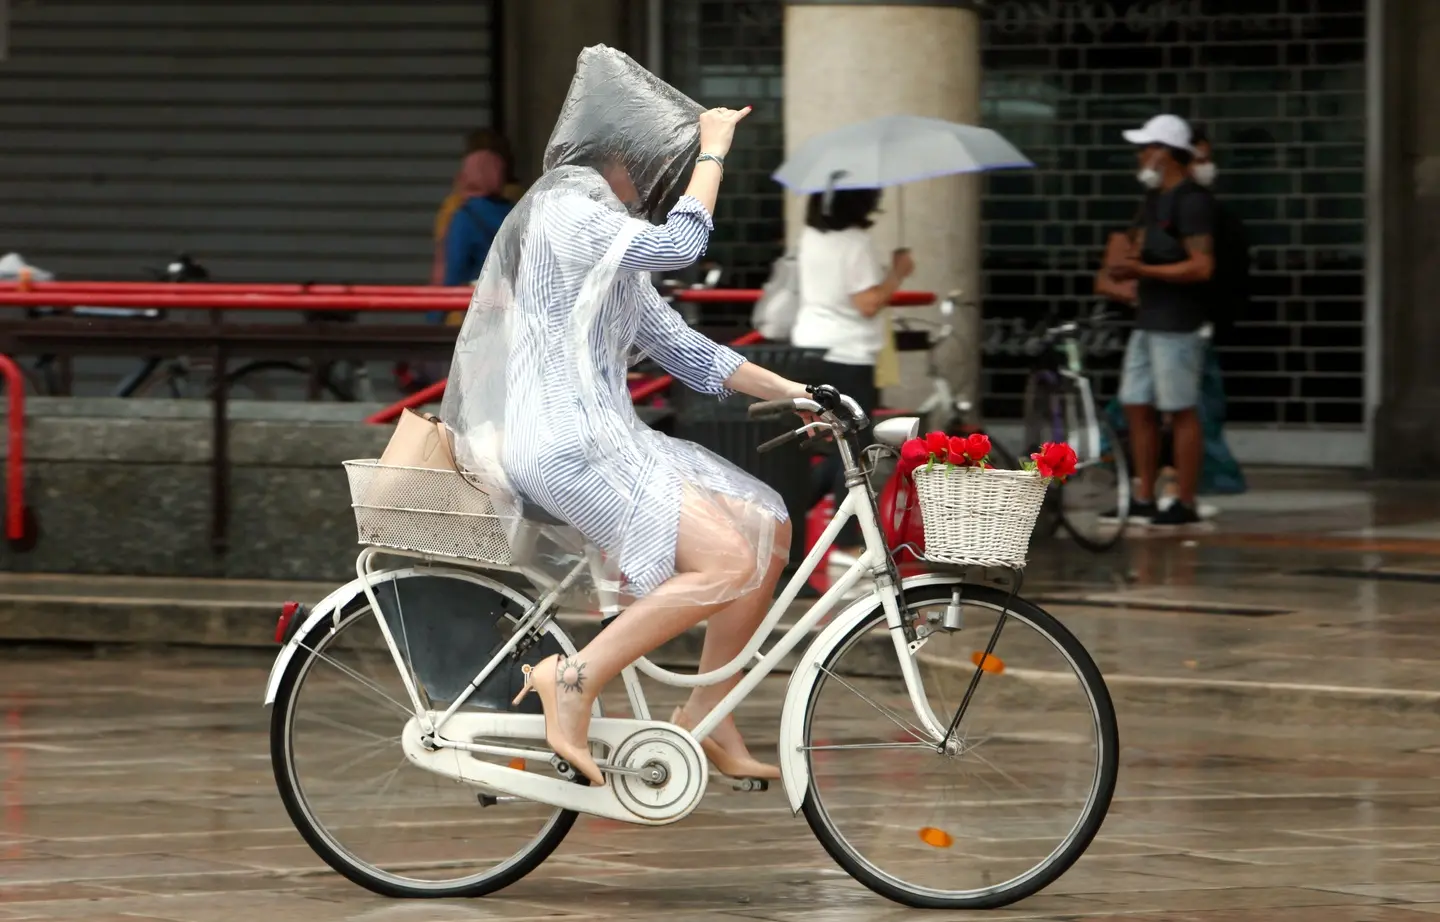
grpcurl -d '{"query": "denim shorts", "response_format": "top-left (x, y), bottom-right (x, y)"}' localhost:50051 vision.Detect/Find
top-left (1119, 329), bottom-right (1206, 412)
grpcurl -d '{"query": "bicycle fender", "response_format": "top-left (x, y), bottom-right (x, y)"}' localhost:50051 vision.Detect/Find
top-left (777, 571), bottom-right (970, 815)
top-left (261, 566), bottom-right (538, 706)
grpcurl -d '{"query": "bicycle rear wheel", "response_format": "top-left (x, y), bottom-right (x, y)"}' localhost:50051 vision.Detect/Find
top-left (270, 571), bottom-right (579, 898)
top-left (799, 583), bottom-right (1117, 909)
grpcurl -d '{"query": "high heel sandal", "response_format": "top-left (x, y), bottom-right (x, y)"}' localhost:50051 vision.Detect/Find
top-left (512, 655), bottom-right (605, 787)
top-left (670, 707), bottom-right (781, 781)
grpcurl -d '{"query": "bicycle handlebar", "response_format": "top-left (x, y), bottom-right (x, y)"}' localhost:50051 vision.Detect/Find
top-left (747, 397), bottom-right (821, 420)
top-left (756, 428), bottom-right (802, 454)
top-left (750, 389), bottom-right (866, 454)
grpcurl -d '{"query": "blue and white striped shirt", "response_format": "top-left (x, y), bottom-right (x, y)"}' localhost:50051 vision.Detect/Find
top-left (497, 191), bottom-right (785, 595)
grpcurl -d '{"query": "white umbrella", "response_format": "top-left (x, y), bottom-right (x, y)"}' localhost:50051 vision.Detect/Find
top-left (773, 115), bottom-right (1033, 193)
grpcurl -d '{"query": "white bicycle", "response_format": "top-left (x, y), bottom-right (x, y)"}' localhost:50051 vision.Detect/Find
top-left (263, 386), bottom-right (1118, 910)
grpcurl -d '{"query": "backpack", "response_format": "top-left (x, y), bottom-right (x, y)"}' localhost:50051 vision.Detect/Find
top-left (1207, 198), bottom-right (1252, 337)
top-left (751, 251), bottom-right (799, 341)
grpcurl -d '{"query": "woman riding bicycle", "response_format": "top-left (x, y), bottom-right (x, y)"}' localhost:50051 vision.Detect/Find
top-left (442, 47), bottom-right (811, 787)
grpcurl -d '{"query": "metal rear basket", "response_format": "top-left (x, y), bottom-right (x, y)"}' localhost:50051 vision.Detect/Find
top-left (343, 459), bottom-right (515, 564)
top-left (912, 466), bottom-right (1049, 569)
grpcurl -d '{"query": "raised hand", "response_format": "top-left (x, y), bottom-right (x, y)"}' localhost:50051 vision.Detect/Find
top-left (698, 106), bottom-right (753, 159)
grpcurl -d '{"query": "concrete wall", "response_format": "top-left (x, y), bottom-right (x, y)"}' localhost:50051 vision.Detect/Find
top-left (0, 399), bottom-right (392, 581)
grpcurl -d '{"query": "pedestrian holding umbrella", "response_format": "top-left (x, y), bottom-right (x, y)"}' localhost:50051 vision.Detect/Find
top-left (774, 114), bottom-right (1033, 236)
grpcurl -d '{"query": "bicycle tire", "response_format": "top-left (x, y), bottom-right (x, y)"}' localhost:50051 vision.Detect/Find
top-left (1059, 415), bottom-right (1130, 552)
top-left (799, 582), bottom-right (1119, 910)
top-left (270, 576), bottom-right (578, 899)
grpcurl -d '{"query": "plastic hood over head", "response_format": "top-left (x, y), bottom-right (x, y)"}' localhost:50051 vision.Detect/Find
top-left (543, 45), bottom-right (703, 223)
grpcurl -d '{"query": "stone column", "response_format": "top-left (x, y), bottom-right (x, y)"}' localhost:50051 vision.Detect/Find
top-left (783, 0), bottom-right (983, 417)
top-left (1372, 0), bottom-right (1440, 476)
top-left (500, 0), bottom-right (647, 185)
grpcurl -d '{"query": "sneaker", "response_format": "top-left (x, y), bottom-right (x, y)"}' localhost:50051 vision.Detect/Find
top-left (1100, 499), bottom-right (1157, 524)
top-left (1151, 501), bottom-right (1202, 527)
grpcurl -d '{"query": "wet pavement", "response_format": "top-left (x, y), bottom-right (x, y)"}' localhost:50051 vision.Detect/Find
top-left (5, 470), bottom-right (1440, 919)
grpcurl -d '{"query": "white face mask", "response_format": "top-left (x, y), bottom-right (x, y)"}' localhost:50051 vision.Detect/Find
top-left (1192, 162), bottom-right (1218, 187)
top-left (1136, 150), bottom-right (1164, 189)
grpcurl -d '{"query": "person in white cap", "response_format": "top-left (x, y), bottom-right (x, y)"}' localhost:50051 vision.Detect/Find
top-left (1104, 113), bottom-right (1215, 527)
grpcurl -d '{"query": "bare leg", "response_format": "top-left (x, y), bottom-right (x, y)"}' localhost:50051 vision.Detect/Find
top-left (525, 495), bottom-right (779, 784)
top-left (1124, 404), bottom-right (1159, 503)
top-left (1171, 407), bottom-right (1202, 506)
top-left (673, 519), bottom-right (791, 777)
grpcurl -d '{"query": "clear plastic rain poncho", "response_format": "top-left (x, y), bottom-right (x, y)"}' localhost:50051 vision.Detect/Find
top-left (442, 46), bottom-right (787, 607)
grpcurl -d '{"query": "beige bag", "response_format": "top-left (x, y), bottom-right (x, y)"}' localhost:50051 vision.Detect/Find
top-left (361, 409), bottom-right (473, 511)
top-left (379, 408), bottom-right (457, 471)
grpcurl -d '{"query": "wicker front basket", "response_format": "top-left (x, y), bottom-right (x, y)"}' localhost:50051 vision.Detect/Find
top-left (343, 459), bottom-right (515, 564)
top-left (912, 466), bottom-right (1049, 569)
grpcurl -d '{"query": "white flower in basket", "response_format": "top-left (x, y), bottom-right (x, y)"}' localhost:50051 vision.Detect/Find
top-left (902, 432), bottom-right (1078, 569)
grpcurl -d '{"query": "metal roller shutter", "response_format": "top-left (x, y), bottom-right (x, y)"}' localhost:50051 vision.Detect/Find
top-left (0, 0), bottom-right (497, 284)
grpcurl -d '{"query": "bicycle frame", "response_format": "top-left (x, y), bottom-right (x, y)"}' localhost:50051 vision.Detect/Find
top-left (348, 434), bottom-right (945, 758)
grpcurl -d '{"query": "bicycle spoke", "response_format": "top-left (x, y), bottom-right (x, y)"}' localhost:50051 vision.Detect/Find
top-left (299, 641), bottom-right (416, 718)
top-left (815, 663), bottom-right (933, 744)
top-left (295, 709), bottom-right (395, 743)
top-left (801, 741), bottom-right (936, 752)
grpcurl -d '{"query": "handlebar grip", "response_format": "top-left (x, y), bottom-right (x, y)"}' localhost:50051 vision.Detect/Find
top-left (757, 429), bottom-right (800, 454)
top-left (747, 399), bottom-right (794, 420)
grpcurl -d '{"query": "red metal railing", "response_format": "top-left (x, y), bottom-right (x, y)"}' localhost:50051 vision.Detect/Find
top-left (0, 355), bottom-right (24, 542)
top-left (0, 282), bottom-right (937, 542)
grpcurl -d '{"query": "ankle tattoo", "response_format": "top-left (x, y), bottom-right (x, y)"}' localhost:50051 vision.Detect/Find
top-left (555, 657), bottom-right (587, 694)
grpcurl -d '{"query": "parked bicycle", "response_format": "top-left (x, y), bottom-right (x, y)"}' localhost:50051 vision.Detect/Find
top-left (892, 293), bottom-right (1020, 468)
top-left (1020, 311), bottom-right (1131, 551)
top-left (265, 385), bottom-right (1118, 909)
top-left (26, 254), bottom-right (373, 401)
top-left (890, 295), bottom-right (1128, 551)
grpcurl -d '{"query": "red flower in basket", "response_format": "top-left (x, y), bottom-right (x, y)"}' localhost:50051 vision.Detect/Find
top-left (899, 437), bottom-right (930, 475)
top-left (965, 433), bottom-right (992, 466)
top-left (924, 431), bottom-right (949, 460)
top-left (1031, 442), bottom-right (1078, 481)
top-left (948, 435), bottom-right (969, 464)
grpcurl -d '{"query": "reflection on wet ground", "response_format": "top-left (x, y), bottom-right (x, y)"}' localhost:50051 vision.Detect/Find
top-left (4, 471), bottom-right (1440, 919)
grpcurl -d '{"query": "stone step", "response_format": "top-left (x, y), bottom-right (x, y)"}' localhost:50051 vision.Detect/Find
top-left (0, 572), bottom-right (1432, 727)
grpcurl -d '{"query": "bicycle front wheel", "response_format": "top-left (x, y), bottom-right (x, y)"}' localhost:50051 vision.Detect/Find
top-left (271, 572), bottom-right (579, 898)
top-left (799, 583), bottom-right (1118, 909)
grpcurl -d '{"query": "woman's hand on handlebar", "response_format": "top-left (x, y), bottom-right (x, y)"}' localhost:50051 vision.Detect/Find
top-left (724, 361), bottom-right (808, 404)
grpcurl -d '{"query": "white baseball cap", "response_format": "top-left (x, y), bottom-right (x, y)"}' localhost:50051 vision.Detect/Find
top-left (1122, 114), bottom-right (1194, 153)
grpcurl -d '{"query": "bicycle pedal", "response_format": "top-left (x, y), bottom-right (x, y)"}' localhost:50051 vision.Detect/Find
top-left (550, 755), bottom-right (577, 781)
top-left (549, 756), bottom-right (594, 786)
top-left (729, 777), bottom-right (769, 793)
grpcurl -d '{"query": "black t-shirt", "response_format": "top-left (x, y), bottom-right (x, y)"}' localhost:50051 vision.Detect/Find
top-left (1133, 180), bottom-right (1215, 333)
